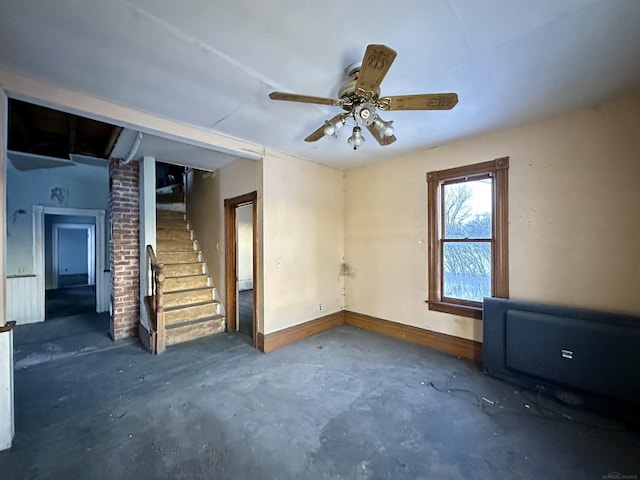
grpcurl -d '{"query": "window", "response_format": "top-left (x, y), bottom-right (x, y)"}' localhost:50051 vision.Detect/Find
top-left (427, 157), bottom-right (509, 319)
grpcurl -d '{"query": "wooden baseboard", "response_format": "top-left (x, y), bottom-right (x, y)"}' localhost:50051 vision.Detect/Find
top-left (258, 311), bottom-right (344, 353)
top-left (344, 310), bottom-right (482, 362)
top-left (255, 309), bottom-right (482, 361)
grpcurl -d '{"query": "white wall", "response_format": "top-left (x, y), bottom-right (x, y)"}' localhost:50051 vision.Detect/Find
top-left (139, 155), bottom-right (156, 331)
top-left (0, 87), bottom-right (15, 450)
top-left (261, 151), bottom-right (344, 334)
top-left (57, 228), bottom-right (89, 276)
top-left (345, 94), bottom-right (640, 342)
top-left (6, 162), bottom-right (108, 275)
top-left (44, 214), bottom-right (95, 289)
top-left (236, 204), bottom-right (253, 290)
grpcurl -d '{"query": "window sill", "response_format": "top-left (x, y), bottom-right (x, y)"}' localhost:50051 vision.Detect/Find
top-left (428, 301), bottom-right (483, 320)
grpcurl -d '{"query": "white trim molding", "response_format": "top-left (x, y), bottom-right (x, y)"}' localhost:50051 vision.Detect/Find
top-left (0, 328), bottom-right (13, 450)
top-left (32, 206), bottom-right (108, 322)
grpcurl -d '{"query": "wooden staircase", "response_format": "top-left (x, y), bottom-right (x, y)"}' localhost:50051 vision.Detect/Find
top-left (155, 196), bottom-right (225, 347)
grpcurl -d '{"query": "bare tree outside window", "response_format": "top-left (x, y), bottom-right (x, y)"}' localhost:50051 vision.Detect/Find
top-left (427, 157), bottom-right (509, 319)
top-left (442, 180), bottom-right (492, 303)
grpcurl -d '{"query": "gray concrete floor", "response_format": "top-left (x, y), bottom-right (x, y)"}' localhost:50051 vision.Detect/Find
top-left (12, 312), bottom-right (135, 370)
top-left (1, 324), bottom-right (639, 480)
top-left (238, 289), bottom-right (253, 339)
top-left (46, 285), bottom-right (95, 319)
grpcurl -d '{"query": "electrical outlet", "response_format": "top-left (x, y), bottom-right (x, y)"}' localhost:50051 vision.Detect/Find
top-left (318, 304), bottom-right (323, 312)
top-left (17, 267), bottom-right (26, 274)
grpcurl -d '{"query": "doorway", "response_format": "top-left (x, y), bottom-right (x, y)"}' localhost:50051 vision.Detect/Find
top-left (224, 192), bottom-right (257, 347)
top-left (45, 216), bottom-right (97, 319)
top-left (33, 206), bottom-right (108, 322)
top-left (51, 223), bottom-right (95, 289)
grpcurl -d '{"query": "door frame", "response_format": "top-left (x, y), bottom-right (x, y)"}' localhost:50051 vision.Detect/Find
top-left (51, 222), bottom-right (96, 289)
top-left (33, 206), bottom-right (107, 318)
top-left (224, 191), bottom-right (257, 347)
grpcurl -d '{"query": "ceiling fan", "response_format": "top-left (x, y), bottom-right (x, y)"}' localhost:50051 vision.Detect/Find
top-left (269, 44), bottom-right (458, 150)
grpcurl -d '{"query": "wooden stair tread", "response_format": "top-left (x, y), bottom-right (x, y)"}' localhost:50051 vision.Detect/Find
top-left (157, 232), bottom-right (192, 241)
top-left (154, 208), bottom-right (226, 347)
top-left (156, 211), bottom-right (184, 217)
top-left (164, 286), bottom-right (212, 294)
top-left (156, 245), bottom-right (196, 253)
top-left (157, 252), bottom-right (199, 260)
top-left (157, 225), bottom-right (189, 230)
top-left (164, 299), bottom-right (219, 312)
top-left (164, 274), bottom-right (207, 280)
top-left (161, 261), bottom-right (202, 266)
top-left (156, 222), bottom-right (187, 226)
top-left (163, 273), bottom-right (208, 283)
top-left (161, 262), bottom-right (203, 271)
top-left (164, 288), bottom-right (214, 307)
top-left (165, 316), bottom-right (226, 346)
top-left (165, 314), bottom-right (224, 329)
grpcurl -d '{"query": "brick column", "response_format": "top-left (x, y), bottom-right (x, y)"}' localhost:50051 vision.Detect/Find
top-left (109, 159), bottom-right (140, 340)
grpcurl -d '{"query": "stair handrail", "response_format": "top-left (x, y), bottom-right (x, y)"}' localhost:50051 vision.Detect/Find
top-left (146, 244), bottom-right (166, 353)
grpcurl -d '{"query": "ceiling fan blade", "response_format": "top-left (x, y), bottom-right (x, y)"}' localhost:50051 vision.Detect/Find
top-left (382, 93), bottom-right (458, 111)
top-left (356, 44), bottom-right (397, 93)
top-left (304, 113), bottom-right (349, 142)
top-left (269, 92), bottom-right (339, 106)
top-left (366, 123), bottom-right (397, 146)
top-left (304, 125), bottom-right (326, 142)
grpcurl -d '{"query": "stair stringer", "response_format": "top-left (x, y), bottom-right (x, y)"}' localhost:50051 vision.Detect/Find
top-left (190, 226), bottom-right (226, 320)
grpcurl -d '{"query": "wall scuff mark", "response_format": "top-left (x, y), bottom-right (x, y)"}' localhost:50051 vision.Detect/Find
top-left (339, 262), bottom-right (355, 278)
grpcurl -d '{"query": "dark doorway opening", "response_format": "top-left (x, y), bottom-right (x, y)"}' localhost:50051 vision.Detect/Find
top-left (44, 214), bottom-right (97, 320)
top-left (224, 192), bottom-right (258, 347)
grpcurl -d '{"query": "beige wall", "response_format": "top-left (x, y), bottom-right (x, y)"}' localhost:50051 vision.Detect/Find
top-left (186, 158), bottom-right (260, 323)
top-left (261, 151), bottom-right (345, 334)
top-left (345, 94), bottom-right (640, 342)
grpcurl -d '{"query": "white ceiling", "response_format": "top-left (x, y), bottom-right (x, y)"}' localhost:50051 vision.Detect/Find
top-left (1, 0), bottom-right (640, 169)
top-left (111, 129), bottom-right (242, 172)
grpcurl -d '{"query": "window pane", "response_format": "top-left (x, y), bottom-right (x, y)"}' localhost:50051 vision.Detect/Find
top-left (443, 242), bottom-right (491, 302)
top-left (444, 179), bottom-right (492, 239)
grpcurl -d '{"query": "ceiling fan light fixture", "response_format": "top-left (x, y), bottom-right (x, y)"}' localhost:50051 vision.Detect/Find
top-left (372, 116), bottom-right (394, 137)
top-left (348, 126), bottom-right (365, 150)
top-left (323, 115), bottom-right (346, 137)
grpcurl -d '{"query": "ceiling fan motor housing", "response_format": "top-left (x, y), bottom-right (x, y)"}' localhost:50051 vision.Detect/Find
top-left (353, 102), bottom-right (377, 126)
top-left (339, 61), bottom-right (380, 108)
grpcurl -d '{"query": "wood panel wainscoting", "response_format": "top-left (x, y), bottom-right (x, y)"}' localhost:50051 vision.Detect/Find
top-left (5, 274), bottom-right (42, 324)
top-left (257, 310), bottom-right (482, 362)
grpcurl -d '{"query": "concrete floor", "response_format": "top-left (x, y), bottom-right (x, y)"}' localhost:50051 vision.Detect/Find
top-left (238, 289), bottom-right (253, 339)
top-left (46, 285), bottom-right (96, 319)
top-left (1, 324), bottom-right (639, 480)
top-left (12, 312), bottom-right (135, 371)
